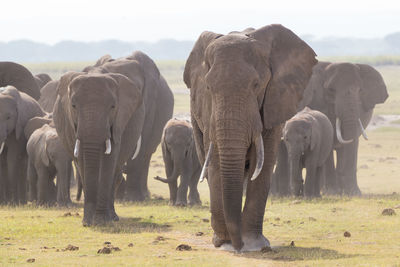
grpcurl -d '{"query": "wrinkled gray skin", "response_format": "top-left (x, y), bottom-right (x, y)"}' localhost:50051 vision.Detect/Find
top-left (53, 67), bottom-right (145, 226)
top-left (83, 52), bottom-right (174, 202)
top-left (25, 118), bottom-right (72, 206)
top-left (0, 86), bottom-right (45, 204)
top-left (155, 119), bottom-right (201, 206)
top-left (273, 62), bottom-right (388, 196)
top-left (184, 25), bottom-right (316, 252)
top-left (34, 73), bottom-right (52, 90)
top-left (38, 80), bottom-right (59, 113)
top-left (0, 62), bottom-right (41, 100)
top-left (283, 107), bottom-right (333, 197)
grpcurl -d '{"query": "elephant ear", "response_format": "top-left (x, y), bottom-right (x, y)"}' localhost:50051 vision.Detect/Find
top-left (248, 24), bottom-right (317, 129)
top-left (183, 31), bottom-right (223, 89)
top-left (161, 130), bottom-right (173, 178)
top-left (109, 73), bottom-right (143, 144)
top-left (356, 64), bottom-right (388, 111)
top-left (57, 71), bottom-right (85, 97)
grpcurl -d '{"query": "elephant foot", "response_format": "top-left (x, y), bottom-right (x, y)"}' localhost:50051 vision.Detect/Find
top-left (109, 209), bottom-right (119, 222)
top-left (175, 199), bottom-right (187, 207)
top-left (343, 186), bottom-right (361, 196)
top-left (212, 233), bottom-right (231, 248)
top-left (188, 199), bottom-right (202, 206)
top-left (125, 190), bottom-right (148, 202)
top-left (241, 233), bottom-right (270, 252)
top-left (93, 212), bottom-right (113, 226)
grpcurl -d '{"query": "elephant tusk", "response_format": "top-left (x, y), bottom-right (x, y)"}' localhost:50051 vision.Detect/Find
top-left (131, 135), bottom-right (142, 160)
top-left (199, 143), bottom-right (213, 183)
top-left (250, 134), bottom-right (264, 181)
top-left (74, 139), bottom-right (80, 158)
top-left (336, 118), bottom-right (353, 144)
top-left (0, 142), bottom-right (4, 154)
top-left (105, 139), bottom-right (112, 154)
top-left (358, 119), bottom-right (368, 140)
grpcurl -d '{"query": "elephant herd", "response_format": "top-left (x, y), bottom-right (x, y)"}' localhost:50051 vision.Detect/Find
top-left (0, 24), bottom-right (389, 252)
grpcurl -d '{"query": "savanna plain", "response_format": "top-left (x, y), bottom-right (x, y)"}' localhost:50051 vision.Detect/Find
top-left (1, 58), bottom-right (400, 266)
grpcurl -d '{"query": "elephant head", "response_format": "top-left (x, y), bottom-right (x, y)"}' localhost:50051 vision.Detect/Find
top-left (53, 71), bottom-right (143, 225)
top-left (300, 61), bottom-right (388, 144)
top-left (184, 24), bottom-right (317, 251)
top-left (0, 86), bottom-right (44, 148)
top-left (0, 61), bottom-right (41, 100)
top-left (34, 73), bottom-right (52, 90)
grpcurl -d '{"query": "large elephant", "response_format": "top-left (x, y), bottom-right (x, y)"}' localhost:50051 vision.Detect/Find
top-left (184, 24), bottom-right (317, 252)
top-left (0, 86), bottom-right (45, 204)
top-left (154, 118), bottom-right (201, 206)
top-left (0, 62), bottom-right (41, 100)
top-left (283, 107), bottom-right (333, 197)
top-left (25, 117), bottom-right (72, 206)
top-left (296, 61), bottom-right (387, 195)
top-left (84, 52), bottom-right (174, 201)
top-left (53, 69), bottom-right (145, 225)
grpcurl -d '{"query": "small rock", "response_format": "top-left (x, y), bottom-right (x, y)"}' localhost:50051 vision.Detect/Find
top-left (4, 237), bottom-right (10, 240)
top-left (382, 208), bottom-right (396, 216)
top-left (176, 244), bottom-right (192, 251)
top-left (64, 244), bottom-right (79, 251)
top-left (112, 246), bottom-right (121, 251)
top-left (309, 217), bottom-right (317, 222)
top-left (19, 248), bottom-right (26, 250)
top-left (104, 241), bottom-right (111, 245)
top-left (344, 231), bottom-right (351, 237)
top-left (275, 217), bottom-right (280, 221)
top-left (195, 232), bottom-right (204, 236)
top-left (299, 221), bottom-right (304, 224)
top-left (98, 247), bottom-right (112, 254)
top-left (359, 164), bottom-right (369, 169)
top-left (63, 212), bottom-right (72, 217)
top-left (290, 241), bottom-right (295, 247)
top-left (155, 236), bottom-right (165, 241)
top-left (75, 213), bottom-right (80, 217)
top-left (128, 243), bottom-right (134, 247)
top-left (202, 218), bottom-right (210, 223)
top-left (261, 246), bottom-right (272, 253)
top-left (27, 258), bottom-right (35, 263)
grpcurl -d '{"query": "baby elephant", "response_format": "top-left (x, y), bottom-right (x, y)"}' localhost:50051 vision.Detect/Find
top-left (155, 118), bottom-right (201, 206)
top-left (283, 107), bottom-right (333, 197)
top-left (25, 117), bottom-right (73, 206)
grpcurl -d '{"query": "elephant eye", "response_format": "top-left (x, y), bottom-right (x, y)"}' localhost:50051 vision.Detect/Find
top-left (71, 104), bottom-right (76, 109)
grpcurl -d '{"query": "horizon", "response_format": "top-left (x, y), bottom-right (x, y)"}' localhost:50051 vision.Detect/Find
top-left (1, 0), bottom-right (400, 45)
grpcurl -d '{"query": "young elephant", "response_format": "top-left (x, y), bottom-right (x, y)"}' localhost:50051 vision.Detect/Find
top-left (283, 107), bottom-right (333, 197)
top-left (25, 118), bottom-right (73, 206)
top-left (155, 119), bottom-right (201, 206)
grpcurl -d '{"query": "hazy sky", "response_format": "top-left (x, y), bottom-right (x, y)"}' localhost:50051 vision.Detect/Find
top-left (1, 0), bottom-right (399, 44)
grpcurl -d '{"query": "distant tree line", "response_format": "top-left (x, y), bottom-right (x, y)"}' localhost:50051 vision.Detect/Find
top-left (1, 32), bottom-right (400, 62)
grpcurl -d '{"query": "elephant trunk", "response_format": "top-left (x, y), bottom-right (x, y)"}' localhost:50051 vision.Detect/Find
top-left (81, 143), bottom-right (101, 224)
top-left (216, 120), bottom-right (248, 252)
top-left (288, 149), bottom-right (302, 196)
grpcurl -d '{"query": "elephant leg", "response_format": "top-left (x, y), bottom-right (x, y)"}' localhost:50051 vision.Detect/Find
top-left (188, 169), bottom-right (201, 206)
top-left (6, 140), bottom-right (26, 204)
top-left (168, 179), bottom-right (178, 206)
top-left (109, 175), bottom-right (119, 222)
top-left (36, 167), bottom-right (50, 206)
top-left (114, 174), bottom-right (126, 201)
top-left (314, 165), bottom-right (323, 197)
top-left (323, 150), bottom-right (339, 194)
top-left (17, 155), bottom-right (28, 204)
top-left (56, 162), bottom-right (72, 206)
top-left (27, 161), bottom-right (38, 203)
top-left (208, 159), bottom-right (230, 247)
top-left (48, 179), bottom-right (57, 205)
top-left (241, 127), bottom-right (281, 251)
top-left (176, 165), bottom-right (192, 206)
top-left (125, 151), bottom-right (152, 202)
top-left (336, 139), bottom-right (361, 196)
top-left (0, 154), bottom-right (6, 203)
